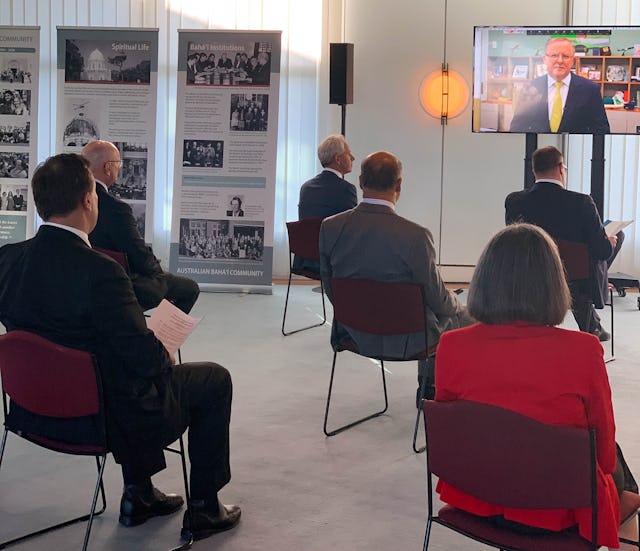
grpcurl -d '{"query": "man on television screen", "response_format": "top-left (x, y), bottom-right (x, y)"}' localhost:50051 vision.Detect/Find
top-left (509, 37), bottom-right (610, 134)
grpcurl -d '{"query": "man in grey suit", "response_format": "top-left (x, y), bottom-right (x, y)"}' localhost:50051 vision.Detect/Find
top-left (319, 151), bottom-right (471, 400)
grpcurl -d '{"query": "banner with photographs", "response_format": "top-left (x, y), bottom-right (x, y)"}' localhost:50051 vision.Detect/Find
top-left (56, 27), bottom-right (158, 243)
top-left (0, 27), bottom-right (39, 245)
top-left (169, 30), bottom-right (281, 292)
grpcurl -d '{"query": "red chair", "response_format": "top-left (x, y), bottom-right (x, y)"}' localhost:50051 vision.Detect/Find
top-left (422, 399), bottom-right (640, 551)
top-left (281, 218), bottom-right (327, 336)
top-left (555, 238), bottom-right (614, 361)
top-left (0, 331), bottom-right (194, 551)
top-left (323, 277), bottom-right (433, 453)
top-left (94, 246), bottom-right (130, 274)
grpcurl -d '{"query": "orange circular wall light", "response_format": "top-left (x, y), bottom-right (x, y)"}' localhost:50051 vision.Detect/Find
top-left (419, 69), bottom-right (470, 120)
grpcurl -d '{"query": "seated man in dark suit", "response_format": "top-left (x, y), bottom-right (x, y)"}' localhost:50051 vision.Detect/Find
top-left (82, 140), bottom-right (200, 314)
top-left (505, 145), bottom-right (622, 341)
top-left (0, 154), bottom-right (240, 540)
top-left (319, 151), bottom-right (472, 401)
top-left (509, 37), bottom-right (610, 134)
top-left (293, 134), bottom-right (357, 272)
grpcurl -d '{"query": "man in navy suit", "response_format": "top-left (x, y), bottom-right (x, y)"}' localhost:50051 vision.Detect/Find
top-left (505, 146), bottom-right (621, 340)
top-left (0, 154), bottom-right (240, 540)
top-left (83, 140), bottom-right (199, 314)
top-left (509, 37), bottom-right (610, 134)
top-left (293, 134), bottom-right (357, 272)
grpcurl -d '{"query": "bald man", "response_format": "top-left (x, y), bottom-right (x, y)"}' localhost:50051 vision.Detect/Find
top-left (319, 151), bottom-right (472, 403)
top-left (82, 140), bottom-right (199, 313)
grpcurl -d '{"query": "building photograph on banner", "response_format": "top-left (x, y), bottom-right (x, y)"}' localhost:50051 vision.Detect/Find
top-left (56, 27), bottom-right (158, 244)
top-left (170, 30), bottom-right (281, 292)
top-left (0, 26), bottom-right (39, 245)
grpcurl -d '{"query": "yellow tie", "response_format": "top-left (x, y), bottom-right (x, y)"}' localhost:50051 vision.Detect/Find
top-left (549, 81), bottom-right (563, 132)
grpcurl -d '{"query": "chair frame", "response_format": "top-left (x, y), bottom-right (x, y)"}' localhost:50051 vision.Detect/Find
top-left (421, 399), bottom-right (640, 551)
top-left (281, 218), bottom-right (327, 336)
top-left (323, 278), bottom-right (431, 453)
top-left (0, 330), bottom-right (194, 551)
top-left (555, 238), bottom-right (615, 362)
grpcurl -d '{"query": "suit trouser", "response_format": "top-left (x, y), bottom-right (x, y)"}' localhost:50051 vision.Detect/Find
top-left (121, 362), bottom-right (232, 500)
top-left (134, 272), bottom-right (200, 314)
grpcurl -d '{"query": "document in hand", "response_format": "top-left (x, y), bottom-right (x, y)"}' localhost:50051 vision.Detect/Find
top-left (146, 299), bottom-right (202, 356)
top-left (604, 219), bottom-right (634, 237)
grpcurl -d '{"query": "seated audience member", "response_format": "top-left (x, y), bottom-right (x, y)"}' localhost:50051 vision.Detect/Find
top-left (505, 145), bottom-right (622, 341)
top-left (82, 140), bottom-right (200, 314)
top-left (435, 223), bottom-right (637, 550)
top-left (0, 154), bottom-right (240, 540)
top-left (320, 151), bottom-right (471, 400)
top-left (293, 134), bottom-right (357, 273)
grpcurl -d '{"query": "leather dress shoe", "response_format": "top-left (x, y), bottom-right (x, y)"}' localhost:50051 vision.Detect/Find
top-left (119, 484), bottom-right (184, 527)
top-left (593, 326), bottom-right (611, 342)
top-left (182, 499), bottom-right (241, 541)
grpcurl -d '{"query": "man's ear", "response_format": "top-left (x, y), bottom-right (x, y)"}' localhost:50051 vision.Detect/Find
top-left (395, 177), bottom-right (402, 193)
top-left (359, 174), bottom-right (364, 191)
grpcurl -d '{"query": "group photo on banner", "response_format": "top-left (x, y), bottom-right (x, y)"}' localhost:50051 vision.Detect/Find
top-left (170, 29), bottom-right (281, 292)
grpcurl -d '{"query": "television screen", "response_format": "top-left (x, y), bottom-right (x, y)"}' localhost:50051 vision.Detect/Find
top-left (473, 26), bottom-right (640, 135)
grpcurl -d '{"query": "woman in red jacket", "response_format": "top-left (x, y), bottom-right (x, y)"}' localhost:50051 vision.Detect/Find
top-left (435, 223), bottom-right (637, 549)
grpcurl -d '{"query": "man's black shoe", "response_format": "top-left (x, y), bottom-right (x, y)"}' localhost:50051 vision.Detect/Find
top-left (593, 326), bottom-right (611, 342)
top-left (182, 499), bottom-right (241, 541)
top-left (119, 484), bottom-right (184, 527)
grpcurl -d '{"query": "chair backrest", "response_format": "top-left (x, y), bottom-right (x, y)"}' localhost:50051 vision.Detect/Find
top-left (286, 218), bottom-right (324, 260)
top-left (331, 277), bottom-right (427, 336)
top-left (423, 399), bottom-right (595, 510)
top-left (0, 330), bottom-right (102, 419)
top-left (94, 246), bottom-right (130, 274)
top-left (555, 238), bottom-right (589, 281)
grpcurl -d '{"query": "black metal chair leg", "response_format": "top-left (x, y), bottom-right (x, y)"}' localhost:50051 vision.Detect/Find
top-left (82, 454), bottom-right (108, 551)
top-left (606, 288), bottom-right (615, 363)
top-left (413, 374), bottom-right (429, 454)
top-left (423, 518), bottom-right (433, 551)
top-left (168, 435), bottom-right (193, 551)
top-left (324, 353), bottom-right (389, 436)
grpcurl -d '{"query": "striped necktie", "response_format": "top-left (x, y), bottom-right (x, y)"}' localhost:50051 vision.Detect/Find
top-left (549, 81), bottom-right (563, 132)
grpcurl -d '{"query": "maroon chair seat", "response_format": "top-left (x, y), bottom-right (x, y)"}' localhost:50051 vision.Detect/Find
top-left (324, 277), bottom-right (432, 453)
top-left (422, 399), bottom-right (640, 551)
top-left (281, 217), bottom-right (327, 336)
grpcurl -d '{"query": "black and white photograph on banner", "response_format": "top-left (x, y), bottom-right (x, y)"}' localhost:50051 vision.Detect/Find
top-left (0, 58), bottom-right (33, 83)
top-left (0, 182), bottom-right (27, 211)
top-left (0, 122), bottom-right (30, 145)
top-left (61, 99), bottom-right (102, 147)
top-left (179, 218), bottom-right (264, 261)
top-left (226, 195), bottom-right (245, 217)
top-left (129, 201), bottom-right (146, 236)
top-left (110, 158), bottom-right (147, 200)
top-left (0, 89), bottom-right (30, 116)
top-left (230, 94), bottom-right (268, 131)
top-left (64, 39), bottom-right (152, 84)
top-left (122, 142), bottom-right (147, 152)
top-left (186, 41), bottom-right (272, 86)
top-left (182, 140), bottom-right (224, 168)
top-left (0, 152), bottom-right (28, 178)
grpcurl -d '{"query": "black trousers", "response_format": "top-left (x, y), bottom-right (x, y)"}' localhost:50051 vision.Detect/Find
top-left (122, 362), bottom-right (232, 500)
top-left (134, 271), bottom-right (200, 314)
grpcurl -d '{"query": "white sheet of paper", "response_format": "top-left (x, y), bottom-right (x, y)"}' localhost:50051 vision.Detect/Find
top-left (146, 299), bottom-right (201, 356)
top-left (604, 219), bottom-right (633, 237)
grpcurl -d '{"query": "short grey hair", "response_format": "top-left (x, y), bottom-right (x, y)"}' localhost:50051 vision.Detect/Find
top-left (317, 135), bottom-right (347, 167)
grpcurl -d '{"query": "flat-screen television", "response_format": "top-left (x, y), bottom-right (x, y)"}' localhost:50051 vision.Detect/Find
top-left (473, 26), bottom-right (640, 135)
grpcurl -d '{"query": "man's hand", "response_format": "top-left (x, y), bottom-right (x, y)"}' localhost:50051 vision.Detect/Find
top-left (167, 349), bottom-right (176, 365)
top-left (608, 235), bottom-right (618, 248)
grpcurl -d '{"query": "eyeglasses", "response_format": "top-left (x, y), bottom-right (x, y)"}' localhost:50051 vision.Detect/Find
top-left (106, 160), bottom-right (123, 167)
top-left (544, 53), bottom-right (573, 61)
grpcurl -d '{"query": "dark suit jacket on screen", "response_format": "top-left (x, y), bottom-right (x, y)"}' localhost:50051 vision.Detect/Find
top-left (319, 202), bottom-right (464, 357)
top-left (0, 225), bottom-right (182, 465)
top-left (89, 183), bottom-right (168, 308)
top-left (509, 74), bottom-right (610, 134)
top-left (505, 181), bottom-right (613, 307)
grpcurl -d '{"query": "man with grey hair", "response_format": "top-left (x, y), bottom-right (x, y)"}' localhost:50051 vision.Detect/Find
top-left (319, 151), bottom-right (471, 402)
top-left (294, 134), bottom-right (357, 271)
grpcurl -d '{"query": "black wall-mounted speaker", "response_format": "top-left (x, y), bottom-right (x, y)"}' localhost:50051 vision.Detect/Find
top-left (329, 43), bottom-right (354, 105)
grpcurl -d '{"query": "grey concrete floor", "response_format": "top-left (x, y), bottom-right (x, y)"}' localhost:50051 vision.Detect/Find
top-left (0, 285), bottom-right (638, 550)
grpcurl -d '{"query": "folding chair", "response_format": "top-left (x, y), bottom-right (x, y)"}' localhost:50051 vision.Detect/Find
top-left (422, 399), bottom-right (640, 551)
top-left (281, 218), bottom-right (327, 336)
top-left (555, 238), bottom-right (614, 361)
top-left (323, 277), bottom-right (433, 453)
top-left (0, 330), bottom-right (194, 551)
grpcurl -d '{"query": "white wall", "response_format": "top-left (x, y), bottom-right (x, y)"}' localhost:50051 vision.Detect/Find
top-left (340, 0), bottom-right (565, 281)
